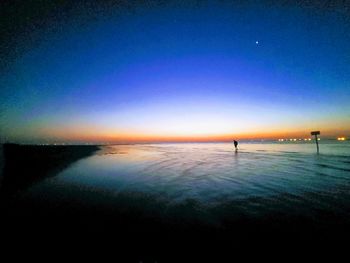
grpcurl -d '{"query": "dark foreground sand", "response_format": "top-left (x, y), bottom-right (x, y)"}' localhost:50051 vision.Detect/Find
top-left (0, 143), bottom-right (100, 194)
top-left (0, 144), bottom-right (349, 261)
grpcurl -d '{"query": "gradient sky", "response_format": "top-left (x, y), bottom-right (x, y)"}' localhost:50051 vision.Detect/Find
top-left (1, 0), bottom-right (350, 143)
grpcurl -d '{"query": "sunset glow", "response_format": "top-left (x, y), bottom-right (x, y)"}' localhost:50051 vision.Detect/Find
top-left (1, 1), bottom-right (349, 143)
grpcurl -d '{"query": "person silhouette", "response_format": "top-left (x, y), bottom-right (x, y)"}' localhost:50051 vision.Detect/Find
top-left (233, 140), bottom-right (238, 151)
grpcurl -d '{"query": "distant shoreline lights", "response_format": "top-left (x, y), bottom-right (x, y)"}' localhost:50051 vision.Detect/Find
top-left (278, 137), bottom-right (348, 142)
top-left (277, 138), bottom-right (312, 142)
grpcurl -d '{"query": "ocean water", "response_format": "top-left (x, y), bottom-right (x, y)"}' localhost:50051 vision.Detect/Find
top-left (23, 142), bottom-right (350, 224)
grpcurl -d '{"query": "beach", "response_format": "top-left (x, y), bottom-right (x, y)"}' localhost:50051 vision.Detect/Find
top-left (1, 142), bottom-right (350, 259)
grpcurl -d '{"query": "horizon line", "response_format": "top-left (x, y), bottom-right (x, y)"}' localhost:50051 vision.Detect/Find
top-left (2, 136), bottom-right (348, 145)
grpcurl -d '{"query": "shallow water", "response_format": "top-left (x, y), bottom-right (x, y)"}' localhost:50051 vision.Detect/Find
top-left (24, 142), bottom-right (350, 223)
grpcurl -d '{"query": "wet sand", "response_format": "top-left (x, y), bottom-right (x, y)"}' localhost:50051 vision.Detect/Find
top-left (1, 143), bottom-right (349, 260)
top-left (0, 143), bottom-right (100, 194)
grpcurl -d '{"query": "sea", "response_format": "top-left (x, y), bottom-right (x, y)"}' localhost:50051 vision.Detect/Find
top-left (21, 141), bottom-right (350, 226)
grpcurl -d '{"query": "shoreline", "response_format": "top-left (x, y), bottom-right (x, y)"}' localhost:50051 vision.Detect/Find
top-left (0, 143), bottom-right (100, 195)
top-left (0, 143), bottom-right (349, 258)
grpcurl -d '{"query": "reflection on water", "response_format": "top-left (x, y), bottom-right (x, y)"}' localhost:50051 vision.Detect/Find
top-left (24, 142), bottom-right (350, 222)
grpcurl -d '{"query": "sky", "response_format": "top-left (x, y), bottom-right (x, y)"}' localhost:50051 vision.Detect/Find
top-left (1, 0), bottom-right (350, 143)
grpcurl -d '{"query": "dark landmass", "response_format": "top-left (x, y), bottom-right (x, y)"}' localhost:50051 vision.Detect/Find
top-left (0, 143), bottom-right (100, 195)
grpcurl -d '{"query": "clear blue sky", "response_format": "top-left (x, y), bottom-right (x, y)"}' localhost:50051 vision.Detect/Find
top-left (1, 0), bottom-right (350, 142)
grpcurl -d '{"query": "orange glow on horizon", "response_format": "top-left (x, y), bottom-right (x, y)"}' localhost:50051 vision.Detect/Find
top-left (19, 121), bottom-right (349, 143)
top-left (35, 127), bottom-right (350, 143)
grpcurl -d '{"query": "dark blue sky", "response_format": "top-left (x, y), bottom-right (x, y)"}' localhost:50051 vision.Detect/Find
top-left (1, 0), bottom-right (350, 142)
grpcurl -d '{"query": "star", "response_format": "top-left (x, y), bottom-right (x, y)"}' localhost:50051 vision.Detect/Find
top-left (255, 41), bottom-right (259, 45)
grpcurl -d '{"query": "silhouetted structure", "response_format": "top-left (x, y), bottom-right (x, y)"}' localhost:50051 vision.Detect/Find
top-left (311, 131), bottom-right (320, 154)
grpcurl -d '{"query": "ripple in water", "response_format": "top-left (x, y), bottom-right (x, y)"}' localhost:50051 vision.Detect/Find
top-left (24, 142), bottom-right (350, 223)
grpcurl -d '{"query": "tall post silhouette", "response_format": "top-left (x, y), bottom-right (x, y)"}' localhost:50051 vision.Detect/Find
top-left (311, 131), bottom-right (320, 154)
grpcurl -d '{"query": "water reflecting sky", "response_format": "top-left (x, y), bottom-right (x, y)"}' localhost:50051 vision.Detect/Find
top-left (23, 142), bottom-right (350, 220)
